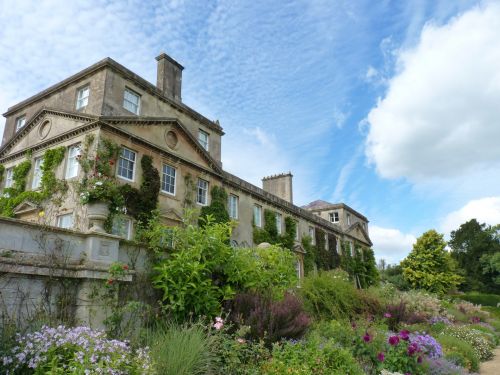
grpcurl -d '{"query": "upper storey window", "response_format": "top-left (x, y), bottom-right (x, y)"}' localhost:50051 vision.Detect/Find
top-left (117, 147), bottom-right (136, 181)
top-left (123, 88), bottom-right (140, 115)
top-left (161, 164), bottom-right (176, 195)
top-left (15, 115), bottom-right (26, 132)
top-left (76, 86), bottom-right (90, 109)
top-left (32, 157), bottom-right (44, 189)
top-left (198, 129), bottom-right (209, 151)
top-left (329, 211), bottom-right (339, 223)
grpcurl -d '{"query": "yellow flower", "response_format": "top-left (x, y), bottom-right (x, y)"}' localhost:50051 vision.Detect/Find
top-left (38, 211), bottom-right (45, 217)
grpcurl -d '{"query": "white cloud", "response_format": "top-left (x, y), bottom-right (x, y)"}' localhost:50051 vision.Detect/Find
top-left (370, 225), bottom-right (416, 265)
top-left (365, 3), bottom-right (500, 181)
top-left (441, 196), bottom-right (500, 234)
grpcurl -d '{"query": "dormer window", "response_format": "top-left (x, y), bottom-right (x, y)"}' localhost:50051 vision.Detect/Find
top-left (15, 115), bottom-right (26, 132)
top-left (123, 88), bottom-right (140, 115)
top-left (329, 211), bottom-right (339, 223)
top-left (198, 129), bottom-right (209, 151)
top-left (76, 86), bottom-right (90, 109)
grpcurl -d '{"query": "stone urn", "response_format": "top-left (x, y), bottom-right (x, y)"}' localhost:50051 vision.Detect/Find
top-left (87, 201), bottom-right (109, 233)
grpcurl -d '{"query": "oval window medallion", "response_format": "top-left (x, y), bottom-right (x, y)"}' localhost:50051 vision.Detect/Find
top-left (38, 120), bottom-right (51, 140)
top-left (165, 130), bottom-right (178, 149)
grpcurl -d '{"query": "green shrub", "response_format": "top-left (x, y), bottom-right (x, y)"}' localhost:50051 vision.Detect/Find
top-left (145, 322), bottom-right (215, 375)
top-left (261, 338), bottom-right (364, 375)
top-left (300, 269), bottom-right (361, 320)
top-left (437, 334), bottom-right (480, 371)
top-left (225, 245), bottom-right (298, 299)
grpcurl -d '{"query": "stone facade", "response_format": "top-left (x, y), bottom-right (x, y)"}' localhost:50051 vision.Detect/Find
top-left (0, 53), bottom-right (372, 282)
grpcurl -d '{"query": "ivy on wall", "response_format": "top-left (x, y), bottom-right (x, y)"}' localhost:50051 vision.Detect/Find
top-left (78, 136), bottom-right (161, 232)
top-left (0, 164), bottom-right (4, 185)
top-left (0, 147), bottom-right (66, 217)
top-left (252, 208), bottom-right (297, 251)
top-left (340, 242), bottom-right (379, 288)
top-left (199, 186), bottom-right (230, 226)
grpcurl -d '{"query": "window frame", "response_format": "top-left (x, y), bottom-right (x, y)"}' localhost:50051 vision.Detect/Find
top-left (276, 213), bottom-right (282, 235)
top-left (56, 213), bottom-right (74, 229)
top-left (253, 204), bottom-right (262, 228)
top-left (228, 194), bottom-right (239, 219)
top-left (65, 144), bottom-right (81, 179)
top-left (196, 178), bottom-right (209, 206)
top-left (116, 147), bottom-right (136, 182)
top-left (329, 211), bottom-right (339, 223)
top-left (15, 115), bottom-right (26, 132)
top-left (309, 226), bottom-right (315, 245)
top-left (32, 157), bottom-right (44, 190)
top-left (198, 129), bottom-right (209, 151)
top-left (123, 87), bottom-right (141, 115)
top-left (4, 167), bottom-right (14, 188)
top-left (75, 85), bottom-right (90, 110)
top-left (161, 163), bottom-right (177, 196)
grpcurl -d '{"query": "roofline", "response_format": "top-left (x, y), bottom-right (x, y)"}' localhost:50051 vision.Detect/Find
top-left (3, 57), bottom-right (224, 135)
top-left (305, 202), bottom-right (368, 222)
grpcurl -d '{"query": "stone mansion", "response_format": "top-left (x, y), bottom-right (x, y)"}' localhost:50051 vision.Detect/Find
top-left (0, 53), bottom-right (372, 276)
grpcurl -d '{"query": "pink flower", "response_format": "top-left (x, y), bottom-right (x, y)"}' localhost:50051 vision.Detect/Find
top-left (384, 312), bottom-right (392, 318)
top-left (377, 352), bottom-right (385, 362)
top-left (388, 335), bottom-right (400, 346)
top-left (213, 317), bottom-right (224, 330)
top-left (363, 333), bottom-right (372, 343)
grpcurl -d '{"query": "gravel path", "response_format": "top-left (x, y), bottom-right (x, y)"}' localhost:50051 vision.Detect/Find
top-left (480, 347), bottom-right (500, 375)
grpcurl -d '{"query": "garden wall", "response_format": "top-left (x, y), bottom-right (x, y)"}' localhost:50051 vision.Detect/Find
top-left (0, 217), bottom-right (150, 330)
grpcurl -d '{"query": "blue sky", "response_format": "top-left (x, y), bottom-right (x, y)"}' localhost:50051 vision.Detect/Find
top-left (1, 0), bottom-right (500, 263)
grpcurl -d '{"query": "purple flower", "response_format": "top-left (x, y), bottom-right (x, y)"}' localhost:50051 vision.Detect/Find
top-left (377, 352), bottom-right (385, 362)
top-left (384, 312), bottom-right (392, 318)
top-left (388, 335), bottom-right (400, 346)
top-left (399, 329), bottom-right (410, 341)
top-left (363, 333), bottom-right (372, 343)
top-left (417, 356), bottom-right (423, 364)
top-left (407, 342), bottom-right (419, 356)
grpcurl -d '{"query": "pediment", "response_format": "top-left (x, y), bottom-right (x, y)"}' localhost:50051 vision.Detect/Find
top-left (0, 108), bottom-right (97, 159)
top-left (293, 242), bottom-right (306, 254)
top-left (346, 222), bottom-right (372, 246)
top-left (101, 118), bottom-right (222, 174)
top-left (13, 201), bottom-right (40, 215)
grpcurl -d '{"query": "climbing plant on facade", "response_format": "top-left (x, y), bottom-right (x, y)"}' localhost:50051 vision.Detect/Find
top-left (0, 147), bottom-right (66, 217)
top-left (252, 208), bottom-right (297, 251)
top-left (198, 185), bottom-right (230, 226)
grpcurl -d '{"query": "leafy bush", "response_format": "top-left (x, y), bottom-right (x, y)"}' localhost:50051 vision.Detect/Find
top-left (437, 334), bottom-right (480, 371)
top-left (225, 245), bottom-right (298, 298)
top-left (145, 322), bottom-right (215, 375)
top-left (442, 326), bottom-right (493, 361)
top-left (399, 290), bottom-right (444, 320)
top-left (211, 323), bottom-right (269, 375)
top-left (1, 325), bottom-right (152, 374)
top-left (228, 292), bottom-right (310, 344)
top-left (300, 269), bottom-right (361, 320)
top-left (262, 338), bottom-right (364, 375)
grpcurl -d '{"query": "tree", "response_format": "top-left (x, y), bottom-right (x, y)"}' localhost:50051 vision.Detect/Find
top-left (401, 230), bottom-right (462, 295)
top-left (449, 220), bottom-right (500, 292)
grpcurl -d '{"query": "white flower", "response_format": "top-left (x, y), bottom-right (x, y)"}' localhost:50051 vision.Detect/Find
top-left (95, 181), bottom-right (103, 186)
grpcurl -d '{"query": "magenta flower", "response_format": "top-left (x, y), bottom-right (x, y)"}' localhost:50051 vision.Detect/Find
top-left (377, 352), bottom-right (385, 362)
top-left (388, 335), bottom-right (400, 346)
top-left (363, 333), bottom-right (372, 343)
top-left (407, 342), bottom-right (419, 356)
top-left (417, 356), bottom-right (423, 364)
top-left (399, 330), bottom-right (410, 341)
top-left (384, 312), bottom-right (392, 318)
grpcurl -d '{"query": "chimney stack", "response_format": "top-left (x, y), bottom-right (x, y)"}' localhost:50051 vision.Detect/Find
top-left (155, 52), bottom-right (184, 102)
top-left (262, 172), bottom-right (293, 204)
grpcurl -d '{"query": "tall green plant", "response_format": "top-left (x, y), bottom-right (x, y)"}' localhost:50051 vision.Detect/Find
top-left (401, 230), bottom-right (462, 295)
top-left (199, 186), bottom-right (230, 226)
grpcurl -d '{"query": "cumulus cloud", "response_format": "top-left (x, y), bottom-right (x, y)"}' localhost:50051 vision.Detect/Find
top-left (365, 3), bottom-right (500, 181)
top-left (370, 225), bottom-right (417, 265)
top-left (441, 196), bottom-right (500, 234)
